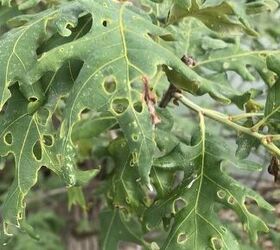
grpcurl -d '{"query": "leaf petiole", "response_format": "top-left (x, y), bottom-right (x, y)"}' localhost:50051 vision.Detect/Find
top-left (174, 93), bottom-right (280, 158)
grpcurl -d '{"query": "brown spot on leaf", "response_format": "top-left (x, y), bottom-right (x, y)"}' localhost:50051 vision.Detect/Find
top-left (142, 76), bottom-right (161, 125)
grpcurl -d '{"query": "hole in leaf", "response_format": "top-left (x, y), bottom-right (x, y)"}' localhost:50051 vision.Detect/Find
top-left (33, 141), bottom-right (42, 161)
top-left (80, 108), bottom-right (91, 119)
top-left (18, 212), bottom-right (23, 219)
top-left (4, 132), bottom-right (13, 145)
top-left (220, 226), bottom-right (227, 233)
top-left (177, 233), bottom-right (188, 244)
top-left (43, 135), bottom-right (53, 146)
top-left (217, 190), bottom-right (226, 199)
top-left (103, 77), bottom-right (116, 94)
top-left (133, 102), bottom-right (143, 113)
top-left (132, 133), bottom-right (139, 142)
top-left (227, 196), bottom-right (235, 205)
top-left (37, 14), bottom-right (92, 55)
top-left (111, 98), bottom-right (129, 114)
top-left (29, 97), bottom-right (38, 102)
top-left (218, 208), bottom-right (238, 223)
top-left (130, 159), bottom-right (136, 167)
top-left (81, 108), bottom-right (91, 114)
top-left (102, 20), bottom-right (108, 27)
top-left (174, 198), bottom-right (187, 213)
top-left (211, 237), bottom-right (223, 250)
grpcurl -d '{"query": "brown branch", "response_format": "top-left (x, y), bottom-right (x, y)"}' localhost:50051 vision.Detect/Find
top-left (159, 83), bottom-right (179, 108)
top-left (159, 55), bottom-right (196, 108)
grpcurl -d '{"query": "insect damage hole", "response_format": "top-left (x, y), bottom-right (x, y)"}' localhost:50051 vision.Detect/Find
top-left (220, 226), bottom-right (227, 233)
top-left (33, 141), bottom-right (42, 161)
top-left (79, 108), bottom-right (91, 119)
top-left (174, 197), bottom-right (187, 213)
top-left (132, 133), bottom-right (139, 142)
top-left (102, 20), bottom-right (108, 27)
top-left (103, 76), bottom-right (116, 94)
top-left (4, 132), bottom-right (13, 145)
top-left (211, 237), bottom-right (223, 250)
top-left (227, 196), bottom-right (235, 205)
top-left (133, 102), bottom-right (143, 113)
top-left (217, 190), bottom-right (226, 199)
top-left (111, 98), bottom-right (129, 114)
top-left (43, 135), bottom-right (54, 147)
top-left (29, 97), bottom-right (38, 102)
top-left (177, 233), bottom-right (188, 244)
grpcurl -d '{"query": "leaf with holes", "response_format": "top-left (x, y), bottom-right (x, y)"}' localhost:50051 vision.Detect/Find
top-left (106, 138), bottom-right (147, 214)
top-left (165, 17), bottom-right (277, 99)
top-left (0, 0), bottom-right (56, 10)
top-left (159, 18), bottom-right (269, 107)
top-left (0, 0), bottom-right (280, 248)
top-left (0, 58), bottom-right (100, 237)
top-left (144, 115), bottom-right (273, 249)
top-left (0, 2), bottom-right (83, 111)
top-left (21, 0), bottom-right (225, 184)
top-left (0, 86), bottom-right (58, 234)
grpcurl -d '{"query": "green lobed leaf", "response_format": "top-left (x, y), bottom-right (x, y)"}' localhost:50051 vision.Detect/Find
top-left (0, 0), bottom-right (279, 248)
top-left (0, 2), bottom-right (83, 111)
top-left (0, 86), bottom-right (59, 234)
top-left (0, 2), bottom-right (116, 239)
top-left (168, 17), bottom-right (278, 87)
top-left (2, 211), bottom-right (65, 250)
top-left (144, 115), bottom-right (273, 249)
top-left (20, 0), bottom-right (225, 185)
top-left (167, 0), bottom-right (259, 35)
top-left (159, 17), bottom-right (275, 107)
top-left (0, 0), bottom-right (60, 10)
top-left (265, 54), bottom-right (280, 119)
top-left (236, 119), bottom-right (260, 159)
top-left (0, 15), bottom-right (100, 236)
top-left (107, 138), bottom-right (147, 214)
top-left (100, 209), bottom-right (147, 250)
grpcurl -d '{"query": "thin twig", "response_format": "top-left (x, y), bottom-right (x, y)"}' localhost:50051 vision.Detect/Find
top-left (174, 93), bottom-right (280, 158)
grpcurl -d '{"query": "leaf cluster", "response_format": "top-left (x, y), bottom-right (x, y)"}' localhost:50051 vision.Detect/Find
top-left (0, 0), bottom-right (280, 249)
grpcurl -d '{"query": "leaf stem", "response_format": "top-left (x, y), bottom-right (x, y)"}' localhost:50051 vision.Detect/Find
top-left (271, 135), bottom-right (280, 141)
top-left (174, 93), bottom-right (280, 157)
top-left (230, 112), bottom-right (263, 122)
top-left (250, 106), bottom-right (280, 131)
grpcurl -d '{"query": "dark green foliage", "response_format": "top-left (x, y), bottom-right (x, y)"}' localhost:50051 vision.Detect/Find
top-left (0, 0), bottom-right (280, 249)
